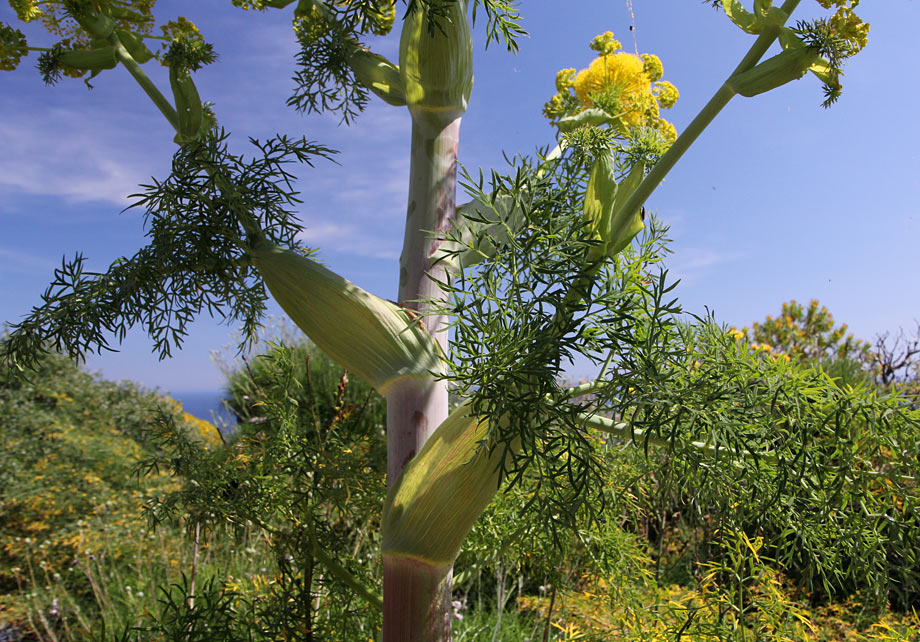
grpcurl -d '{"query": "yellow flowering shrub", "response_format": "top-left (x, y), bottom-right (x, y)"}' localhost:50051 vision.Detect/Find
top-left (161, 395), bottom-right (225, 448)
top-left (746, 299), bottom-right (871, 365)
top-left (518, 567), bottom-right (920, 641)
top-left (0, 351), bottom-right (218, 629)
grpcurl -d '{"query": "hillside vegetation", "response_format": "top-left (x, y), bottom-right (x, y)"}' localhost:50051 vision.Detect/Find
top-left (1, 319), bottom-right (918, 641)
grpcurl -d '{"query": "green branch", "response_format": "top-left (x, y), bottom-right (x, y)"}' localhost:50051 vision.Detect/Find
top-left (580, 409), bottom-right (917, 485)
top-left (613, 0), bottom-right (803, 224)
top-left (111, 35), bottom-right (180, 132)
top-left (307, 520), bottom-right (383, 611)
top-left (580, 411), bottom-right (778, 469)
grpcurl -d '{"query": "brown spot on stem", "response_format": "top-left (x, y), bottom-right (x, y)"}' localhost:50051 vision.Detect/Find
top-left (427, 238), bottom-right (444, 258)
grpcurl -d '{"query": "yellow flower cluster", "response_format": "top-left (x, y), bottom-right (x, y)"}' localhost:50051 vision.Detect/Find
top-left (641, 53), bottom-right (663, 81)
top-left (0, 22), bottom-right (27, 71)
top-left (654, 81), bottom-right (679, 109)
top-left (544, 32), bottom-right (679, 144)
top-left (555, 68), bottom-right (576, 92)
top-left (159, 16), bottom-right (202, 41)
top-left (830, 6), bottom-right (869, 52)
top-left (656, 117), bottom-right (678, 145)
top-left (815, 0), bottom-right (870, 52)
top-left (11, 0), bottom-right (42, 21)
top-left (590, 31), bottom-right (622, 55)
top-left (573, 51), bottom-right (652, 127)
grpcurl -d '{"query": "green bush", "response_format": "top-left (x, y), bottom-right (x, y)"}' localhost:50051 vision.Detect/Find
top-left (4, 328), bottom-right (917, 641)
top-left (142, 337), bottom-right (387, 641)
top-left (452, 315), bottom-right (920, 640)
top-left (0, 350), bottom-right (243, 641)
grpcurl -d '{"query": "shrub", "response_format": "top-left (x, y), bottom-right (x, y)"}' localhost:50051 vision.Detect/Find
top-left (0, 350), bottom-right (227, 640)
top-left (141, 338), bottom-right (387, 640)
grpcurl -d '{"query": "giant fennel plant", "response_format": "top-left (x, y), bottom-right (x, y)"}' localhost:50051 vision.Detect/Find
top-left (2, 1), bottom-right (915, 641)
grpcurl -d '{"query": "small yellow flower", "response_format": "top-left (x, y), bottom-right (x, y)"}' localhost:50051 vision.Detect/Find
top-left (641, 53), bottom-right (663, 81)
top-left (555, 68), bottom-right (576, 92)
top-left (589, 31), bottom-right (621, 55)
top-left (653, 81), bottom-right (679, 109)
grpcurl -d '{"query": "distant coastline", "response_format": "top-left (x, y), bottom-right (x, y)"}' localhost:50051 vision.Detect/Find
top-left (169, 390), bottom-right (237, 432)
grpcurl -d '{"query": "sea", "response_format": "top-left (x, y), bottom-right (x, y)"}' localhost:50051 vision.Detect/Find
top-left (169, 390), bottom-right (237, 434)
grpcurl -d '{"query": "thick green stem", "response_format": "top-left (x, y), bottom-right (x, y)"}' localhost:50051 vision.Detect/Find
top-left (383, 556), bottom-right (453, 642)
top-left (386, 116), bottom-right (460, 485)
top-left (383, 114), bottom-right (461, 641)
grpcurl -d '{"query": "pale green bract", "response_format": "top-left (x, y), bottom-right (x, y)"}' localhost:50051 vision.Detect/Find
top-left (723, 0), bottom-right (789, 34)
top-left (584, 152), bottom-right (646, 263)
top-left (382, 401), bottom-right (503, 567)
top-left (345, 46), bottom-right (406, 107)
top-left (556, 108), bottom-right (619, 133)
top-left (250, 242), bottom-right (443, 394)
top-left (399, 0), bottom-right (473, 121)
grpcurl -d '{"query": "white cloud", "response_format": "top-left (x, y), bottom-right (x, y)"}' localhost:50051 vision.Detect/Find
top-left (331, 152), bottom-right (408, 208)
top-left (0, 107), bottom-right (170, 206)
top-left (0, 247), bottom-right (56, 275)
top-left (293, 103), bottom-right (412, 252)
top-left (665, 247), bottom-right (744, 284)
top-left (298, 220), bottom-right (400, 260)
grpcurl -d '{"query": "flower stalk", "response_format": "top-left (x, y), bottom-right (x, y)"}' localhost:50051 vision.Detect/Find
top-left (383, 2), bottom-right (473, 638)
top-left (613, 0), bottom-right (802, 223)
top-left (111, 35), bottom-right (180, 133)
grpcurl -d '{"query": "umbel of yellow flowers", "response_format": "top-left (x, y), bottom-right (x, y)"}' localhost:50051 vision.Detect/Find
top-left (544, 31), bottom-right (678, 144)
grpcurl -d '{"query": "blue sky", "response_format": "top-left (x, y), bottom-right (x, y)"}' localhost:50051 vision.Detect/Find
top-left (1, 1), bottom-right (918, 395)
